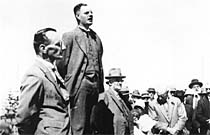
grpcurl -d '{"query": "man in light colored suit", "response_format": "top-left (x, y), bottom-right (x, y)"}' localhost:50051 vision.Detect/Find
top-left (57, 3), bottom-right (104, 135)
top-left (91, 68), bottom-right (133, 135)
top-left (15, 28), bottom-right (70, 135)
top-left (149, 88), bottom-right (188, 135)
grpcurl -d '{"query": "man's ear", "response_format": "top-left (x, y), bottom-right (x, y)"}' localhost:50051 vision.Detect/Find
top-left (75, 13), bottom-right (80, 20)
top-left (39, 44), bottom-right (47, 54)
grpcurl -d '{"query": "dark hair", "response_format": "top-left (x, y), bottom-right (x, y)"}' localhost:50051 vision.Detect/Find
top-left (73, 3), bottom-right (87, 23)
top-left (33, 28), bottom-right (56, 54)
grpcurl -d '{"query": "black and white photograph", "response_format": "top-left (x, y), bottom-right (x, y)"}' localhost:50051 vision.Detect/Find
top-left (1, 0), bottom-right (210, 134)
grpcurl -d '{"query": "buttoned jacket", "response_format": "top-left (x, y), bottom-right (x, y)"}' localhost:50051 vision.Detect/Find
top-left (57, 27), bottom-right (104, 100)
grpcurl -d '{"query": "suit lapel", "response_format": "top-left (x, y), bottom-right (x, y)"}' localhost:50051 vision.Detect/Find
top-left (36, 60), bottom-right (68, 102)
top-left (75, 27), bottom-right (88, 55)
top-left (107, 89), bottom-right (125, 114)
top-left (168, 101), bottom-right (175, 122)
top-left (157, 104), bottom-right (170, 122)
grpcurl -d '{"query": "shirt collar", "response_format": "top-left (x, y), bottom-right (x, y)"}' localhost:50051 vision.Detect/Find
top-left (78, 25), bottom-right (90, 32)
top-left (36, 56), bottom-right (55, 71)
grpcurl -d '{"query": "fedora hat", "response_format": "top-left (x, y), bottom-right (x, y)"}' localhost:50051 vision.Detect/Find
top-left (189, 79), bottom-right (203, 89)
top-left (105, 68), bottom-right (126, 79)
top-left (131, 90), bottom-right (141, 98)
top-left (147, 88), bottom-right (156, 93)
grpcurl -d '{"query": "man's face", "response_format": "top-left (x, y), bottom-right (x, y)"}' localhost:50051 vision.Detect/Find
top-left (157, 91), bottom-right (168, 105)
top-left (44, 31), bottom-right (65, 60)
top-left (148, 92), bottom-right (155, 99)
top-left (192, 84), bottom-right (201, 92)
top-left (110, 78), bottom-right (123, 92)
top-left (77, 5), bottom-right (93, 27)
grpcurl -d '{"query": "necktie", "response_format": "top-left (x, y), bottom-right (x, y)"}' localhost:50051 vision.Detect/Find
top-left (52, 67), bottom-right (69, 101)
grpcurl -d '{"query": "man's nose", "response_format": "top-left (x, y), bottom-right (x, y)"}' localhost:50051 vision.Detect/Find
top-left (61, 42), bottom-right (66, 50)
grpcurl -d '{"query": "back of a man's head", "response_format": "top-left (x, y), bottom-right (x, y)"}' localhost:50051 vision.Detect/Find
top-left (33, 28), bottom-right (56, 54)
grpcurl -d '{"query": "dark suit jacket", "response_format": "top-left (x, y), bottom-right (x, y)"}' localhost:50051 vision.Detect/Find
top-left (16, 60), bottom-right (70, 135)
top-left (197, 96), bottom-right (210, 133)
top-left (57, 27), bottom-right (104, 103)
top-left (93, 89), bottom-right (133, 135)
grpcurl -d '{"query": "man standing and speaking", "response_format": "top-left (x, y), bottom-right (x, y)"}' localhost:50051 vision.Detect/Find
top-left (57, 3), bottom-right (104, 135)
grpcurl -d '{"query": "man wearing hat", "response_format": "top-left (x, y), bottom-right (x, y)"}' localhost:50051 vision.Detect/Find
top-left (147, 88), bottom-right (156, 102)
top-left (186, 79), bottom-right (203, 134)
top-left (197, 87), bottom-right (210, 134)
top-left (131, 90), bottom-right (141, 107)
top-left (91, 68), bottom-right (133, 135)
top-left (148, 88), bottom-right (187, 135)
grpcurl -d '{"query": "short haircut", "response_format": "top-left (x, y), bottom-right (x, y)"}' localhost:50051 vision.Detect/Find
top-left (33, 28), bottom-right (56, 54)
top-left (73, 3), bottom-right (87, 23)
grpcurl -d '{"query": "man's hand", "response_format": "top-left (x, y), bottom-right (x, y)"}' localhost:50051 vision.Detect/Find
top-left (167, 127), bottom-right (178, 135)
top-left (154, 122), bottom-right (168, 131)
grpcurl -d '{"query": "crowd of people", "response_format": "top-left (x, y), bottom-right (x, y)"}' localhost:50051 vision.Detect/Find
top-left (0, 2), bottom-right (210, 135)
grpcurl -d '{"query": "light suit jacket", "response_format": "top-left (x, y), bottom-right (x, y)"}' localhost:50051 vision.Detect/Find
top-left (16, 60), bottom-right (70, 135)
top-left (149, 96), bottom-right (187, 131)
top-left (57, 27), bottom-right (104, 103)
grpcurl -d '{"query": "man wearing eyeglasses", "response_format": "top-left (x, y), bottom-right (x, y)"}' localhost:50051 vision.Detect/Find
top-left (15, 28), bottom-right (70, 135)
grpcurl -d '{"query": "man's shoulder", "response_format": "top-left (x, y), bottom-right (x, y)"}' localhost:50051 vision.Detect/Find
top-left (99, 90), bottom-right (113, 101)
top-left (169, 96), bottom-right (182, 105)
top-left (23, 61), bottom-right (45, 79)
top-left (63, 27), bottom-right (81, 36)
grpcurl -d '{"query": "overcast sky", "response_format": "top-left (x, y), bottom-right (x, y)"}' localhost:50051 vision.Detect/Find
top-left (1, 0), bottom-right (210, 108)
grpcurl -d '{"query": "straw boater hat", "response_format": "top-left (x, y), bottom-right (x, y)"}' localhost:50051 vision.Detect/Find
top-left (189, 79), bottom-right (203, 89)
top-left (105, 68), bottom-right (126, 79)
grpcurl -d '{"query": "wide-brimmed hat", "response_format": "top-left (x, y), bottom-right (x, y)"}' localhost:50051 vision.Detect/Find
top-left (189, 79), bottom-right (203, 89)
top-left (105, 68), bottom-right (126, 79)
top-left (147, 88), bottom-right (156, 93)
top-left (131, 90), bottom-right (141, 98)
